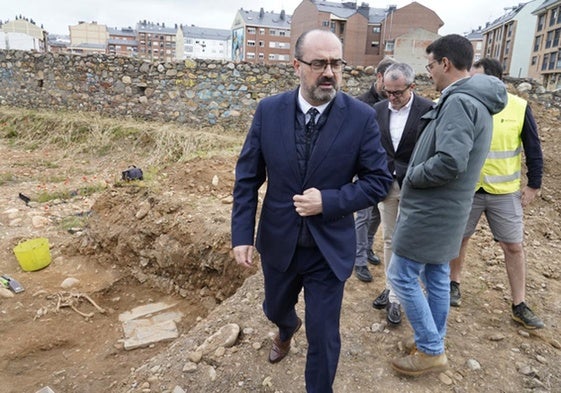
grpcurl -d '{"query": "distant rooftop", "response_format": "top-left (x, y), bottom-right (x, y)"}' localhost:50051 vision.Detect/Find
top-left (182, 25), bottom-right (230, 40)
top-left (482, 2), bottom-right (528, 32)
top-left (136, 21), bottom-right (177, 34)
top-left (313, 1), bottom-right (387, 24)
top-left (108, 27), bottom-right (136, 37)
top-left (238, 8), bottom-right (291, 28)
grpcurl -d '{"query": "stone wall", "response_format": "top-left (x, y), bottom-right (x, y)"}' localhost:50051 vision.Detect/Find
top-left (0, 50), bottom-right (379, 130)
top-left (2, 50), bottom-right (558, 130)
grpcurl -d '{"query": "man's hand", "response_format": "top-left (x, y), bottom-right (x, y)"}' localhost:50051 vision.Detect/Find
top-left (521, 186), bottom-right (539, 207)
top-left (293, 188), bottom-right (323, 216)
top-left (233, 245), bottom-right (255, 268)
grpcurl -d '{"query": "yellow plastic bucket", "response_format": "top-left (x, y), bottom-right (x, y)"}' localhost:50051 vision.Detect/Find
top-left (13, 237), bottom-right (51, 272)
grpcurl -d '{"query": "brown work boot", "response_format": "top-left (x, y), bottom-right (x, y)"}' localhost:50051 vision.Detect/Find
top-left (391, 350), bottom-right (448, 376)
top-left (268, 318), bottom-right (302, 363)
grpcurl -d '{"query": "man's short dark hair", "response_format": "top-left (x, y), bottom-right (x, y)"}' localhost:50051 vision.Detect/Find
top-left (376, 56), bottom-right (398, 75)
top-left (426, 34), bottom-right (474, 71)
top-left (473, 58), bottom-right (503, 80)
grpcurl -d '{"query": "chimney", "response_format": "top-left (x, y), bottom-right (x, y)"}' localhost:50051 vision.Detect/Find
top-left (280, 10), bottom-right (286, 20)
top-left (260, 7), bottom-right (265, 18)
top-left (358, 2), bottom-right (369, 18)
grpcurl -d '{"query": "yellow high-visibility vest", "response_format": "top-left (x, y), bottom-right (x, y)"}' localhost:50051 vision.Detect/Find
top-left (476, 93), bottom-right (526, 194)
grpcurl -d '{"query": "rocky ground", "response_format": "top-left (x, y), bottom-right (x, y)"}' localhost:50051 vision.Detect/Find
top-left (0, 84), bottom-right (561, 393)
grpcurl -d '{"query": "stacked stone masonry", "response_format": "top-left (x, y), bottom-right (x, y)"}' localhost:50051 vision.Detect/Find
top-left (2, 50), bottom-right (559, 130)
top-left (0, 50), bottom-right (379, 130)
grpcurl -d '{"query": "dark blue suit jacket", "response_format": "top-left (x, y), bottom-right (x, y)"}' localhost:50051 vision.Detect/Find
top-left (232, 88), bottom-right (392, 281)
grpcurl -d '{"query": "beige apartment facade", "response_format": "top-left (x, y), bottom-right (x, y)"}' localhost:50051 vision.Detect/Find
top-left (482, 1), bottom-right (538, 79)
top-left (0, 17), bottom-right (48, 51)
top-left (530, 0), bottom-right (561, 89)
top-left (69, 21), bottom-right (109, 54)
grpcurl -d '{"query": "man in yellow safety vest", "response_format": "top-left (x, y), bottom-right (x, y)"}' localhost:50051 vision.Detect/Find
top-left (449, 57), bottom-right (544, 329)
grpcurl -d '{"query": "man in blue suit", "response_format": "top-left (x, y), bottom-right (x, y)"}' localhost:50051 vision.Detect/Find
top-left (231, 29), bottom-right (392, 392)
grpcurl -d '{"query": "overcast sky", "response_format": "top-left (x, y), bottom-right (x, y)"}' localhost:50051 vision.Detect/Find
top-left (4, 0), bottom-right (533, 36)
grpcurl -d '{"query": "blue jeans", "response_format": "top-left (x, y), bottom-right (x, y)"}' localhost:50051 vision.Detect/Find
top-left (354, 205), bottom-right (380, 267)
top-left (388, 253), bottom-right (450, 355)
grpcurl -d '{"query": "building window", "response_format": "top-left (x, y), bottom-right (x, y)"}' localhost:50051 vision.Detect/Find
top-left (269, 54), bottom-right (276, 60)
top-left (557, 52), bottom-right (561, 69)
top-left (279, 30), bottom-right (288, 36)
top-left (270, 29), bottom-right (277, 36)
top-left (269, 41), bottom-right (290, 49)
top-left (558, 6), bottom-right (561, 24)
top-left (322, 21), bottom-right (329, 27)
top-left (372, 26), bottom-right (381, 33)
top-left (505, 41), bottom-right (510, 55)
top-left (247, 40), bottom-right (256, 47)
top-left (542, 54), bottom-right (549, 70)
top-left (549, 52), bottom-right (557, 69)
top-left (531, 56), bottom-right (537, 65)
top-left (330, 21), bottom-right (336, 33)
top-left (259, 28), bottom-right (265, 35)
top-left (546, 31), bottom-right (553, 48)
top-left (551, 8), bottom-right (558, 26)
top-left (371, 41), bottom-right (379, 47)
top-left (247, 52), bottom-right (255, 59)
top-left (385, 40), bottom-right (394, 52)
top-left (247, 27), bottom-right (256, 34)
top-left (554, 29), bottom-right (561, 47)
top-left (258, 53), bottom-right (264, 60)
top-left (538, 15), bottom-right (545, 31)
top-left (534, 35), bottom-right (541, 52)
top-left (476, 41), bottom-right (482, 50)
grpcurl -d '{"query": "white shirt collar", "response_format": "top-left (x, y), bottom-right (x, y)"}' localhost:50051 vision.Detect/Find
top-left (298, 88), bottom-right (331, 116)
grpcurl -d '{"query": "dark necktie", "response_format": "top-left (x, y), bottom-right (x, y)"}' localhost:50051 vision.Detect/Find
top-left (306, 107), bottom-right (319, 136)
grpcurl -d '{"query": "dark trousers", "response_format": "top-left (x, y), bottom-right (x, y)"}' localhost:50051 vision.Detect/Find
top-left (262, 246), bottom-right (345, 393)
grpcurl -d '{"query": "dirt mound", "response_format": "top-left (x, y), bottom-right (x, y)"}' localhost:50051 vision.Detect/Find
top-left (78, 155), bottom-right (251, 303)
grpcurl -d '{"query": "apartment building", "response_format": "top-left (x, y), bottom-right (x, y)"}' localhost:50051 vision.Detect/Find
top-left (179, 25), bottom-right (231, 60)
top-left (0, 16), bottom-right (48, 51)
top-left (136, 21), bottom-right (178, 62)
top-left (465, 28), bottom-right (484, 62)
top-left (108, 27), bottom-right (137, 57)
top-left (290, 0), bottom-right (442, 71)
top-left (530, 0), bottom-right (561, 89)
top-left (231, 8), bottom-right (291, 64)
top-left (482, 1), bottom-right (539, 78)
top-left (69, 21), bottom-right (109, 54)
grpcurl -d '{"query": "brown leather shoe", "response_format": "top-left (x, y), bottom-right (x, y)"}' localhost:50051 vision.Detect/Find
top-left (268, 317), bottom-right (303, 364)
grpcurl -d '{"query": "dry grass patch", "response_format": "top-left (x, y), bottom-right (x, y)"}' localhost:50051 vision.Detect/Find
top-left (0, 107), bottom-right (243, 165)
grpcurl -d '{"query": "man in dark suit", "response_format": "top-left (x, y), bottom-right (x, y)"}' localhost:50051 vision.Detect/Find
top-left (371, 63), bottom-right (434, 325)
top-left (353, 56), bottom-right (397, 282)
top-left (231, 29), bottom-right (392, 393)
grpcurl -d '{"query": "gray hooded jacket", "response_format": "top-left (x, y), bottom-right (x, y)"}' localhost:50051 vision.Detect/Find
top-left (392, 74), bottom-right (507, 264)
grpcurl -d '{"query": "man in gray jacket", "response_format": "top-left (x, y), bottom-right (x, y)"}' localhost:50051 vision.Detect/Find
top-left (388, 34), bottom-right (507, 376)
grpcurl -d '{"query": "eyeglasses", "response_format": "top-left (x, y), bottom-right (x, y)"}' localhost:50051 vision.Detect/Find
top-left (297, 58), bottom-right (347, 73)
top-left (425, 59), bottom-right (440, 73)
top-left (382, 85), bottom-right (412, 98)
